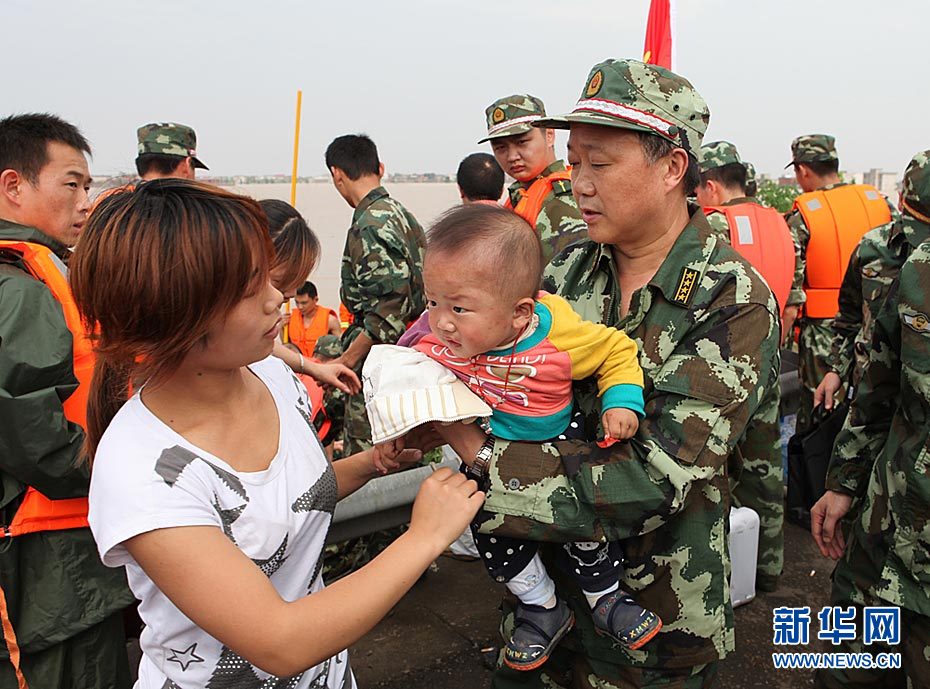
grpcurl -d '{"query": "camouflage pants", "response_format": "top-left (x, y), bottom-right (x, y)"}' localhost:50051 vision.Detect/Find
top-left (814, 529), bottom-right (930, 688)
top-left (342, 386), bottom-right (372, 456)
top-left (730, 365), bottom-right (784, 590)
top-left (797, 318), bottom-right (839, 433)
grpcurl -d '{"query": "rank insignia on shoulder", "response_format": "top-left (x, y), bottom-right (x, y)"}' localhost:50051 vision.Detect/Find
top-left (552, 179), bottom-right (571, 195)
top-left (672, 267), bottom-right (699, 306)
top-left (904, 312), bottom-right (930, 333)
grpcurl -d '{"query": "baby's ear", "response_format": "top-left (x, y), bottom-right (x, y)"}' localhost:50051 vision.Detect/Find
top-left (513, 297), bottom-right (536, 326)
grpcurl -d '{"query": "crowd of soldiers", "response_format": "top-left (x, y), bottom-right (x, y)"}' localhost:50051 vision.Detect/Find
top-left (1, 53), bottom-right (929, 689)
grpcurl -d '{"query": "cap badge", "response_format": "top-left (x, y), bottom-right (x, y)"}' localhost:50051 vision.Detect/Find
top-left (585, 70), bottom-right (604, 98)
top-left (492, 107), bottom-right (506, 124)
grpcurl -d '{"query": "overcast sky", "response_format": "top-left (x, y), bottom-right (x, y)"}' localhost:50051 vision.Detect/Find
top-left (4, 0), bottom-right (924, 178)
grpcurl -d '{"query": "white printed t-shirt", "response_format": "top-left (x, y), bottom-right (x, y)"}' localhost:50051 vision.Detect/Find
top-left (89, 356), bottom-right (354, 689)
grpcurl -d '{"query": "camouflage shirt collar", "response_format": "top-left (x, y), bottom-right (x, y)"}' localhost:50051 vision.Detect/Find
top-left (584, 203), bottom-right (713, 310)
top-left (508, 159), bottom-right (567, 195)
top-left (0, 219), bottom-right (70, 260)
top-left (898, 215), bottom-right (930, 252)
top-left (353, 186), bottom-right (390, 223)
top-left (720, 196), bottom-right (757, 207)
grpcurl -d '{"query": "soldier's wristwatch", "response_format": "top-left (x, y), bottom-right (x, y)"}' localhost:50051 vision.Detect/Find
top-left (467, 436), bottom-right (495, 480)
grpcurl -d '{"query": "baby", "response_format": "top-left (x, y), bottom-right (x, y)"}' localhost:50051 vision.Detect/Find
top-left (381, 203), bottom-right (662, 671)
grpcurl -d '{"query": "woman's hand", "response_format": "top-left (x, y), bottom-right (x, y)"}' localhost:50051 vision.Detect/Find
top-left (302, 360), bottom-right (361, 394)
top-left (408, 467), bottom-right (484, 554)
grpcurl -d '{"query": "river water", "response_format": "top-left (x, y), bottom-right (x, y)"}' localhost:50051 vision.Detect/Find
top-left (228, 182), bottom-right (461, 312)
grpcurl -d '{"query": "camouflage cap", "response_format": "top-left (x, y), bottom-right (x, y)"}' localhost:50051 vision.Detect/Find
top-left (533, 58), bottom-right (709, 157)
top-left (901, 150), bottom-right (930, 222)
top-left (785, 134), bottom-right (837, 169)
top-left (136, 122), bottom-right (208, 170)
top-left (313, 334), bottom-right (343, 359)
top-left (478, 95), bottom-right (547, 144)
top-left (699, 140), bottom-right (742, 173)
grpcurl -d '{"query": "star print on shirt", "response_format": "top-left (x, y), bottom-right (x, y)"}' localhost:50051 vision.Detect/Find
top-left (167, 643), bottom-right (205, 672)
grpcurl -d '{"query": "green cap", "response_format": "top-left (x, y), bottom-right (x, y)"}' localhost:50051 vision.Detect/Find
top-left (744, 161), bottom-right (758, 196)
top-left (478, 94), bottom-right (547, 144)
top-left (786, 134), bottom-right (837, 169)
top-left (699, 140), bottom-right (742, 173)
top-left (313, 334), bottom-right (343, 359)
top-left (533, 58), bottom-right (709, 157)
top-left (136, 122), bottom-right (208, 170)
top-left (901, 150), bottom-right (930, 222)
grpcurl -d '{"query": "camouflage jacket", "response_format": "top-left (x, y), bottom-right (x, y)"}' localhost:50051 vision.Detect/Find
top-left (479, 206), bottom-right (780, 668)
top-left (826, 241), bottom-right (930, 616)
top-left (826, 216), bottom-right (930, 383)
top-left (339, 186), bottom-right (427, 349)
top-left (785, 182), bottom-right (899, 310)
top-left (507, 160), bottom-right (586, 263)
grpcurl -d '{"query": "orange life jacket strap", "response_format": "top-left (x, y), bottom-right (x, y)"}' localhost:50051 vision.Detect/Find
top-left (0, 585), bottom-right (28, 689)
top-left (1, 489), bottom-right (89, 538)
top-left (505, 169), bottom-right (573, 227)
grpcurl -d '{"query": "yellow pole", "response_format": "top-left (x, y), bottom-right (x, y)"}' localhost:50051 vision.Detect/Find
top-left (283, 89), bottom-right (302, 345)
top-left (290, 89), bottom-right (302, 205)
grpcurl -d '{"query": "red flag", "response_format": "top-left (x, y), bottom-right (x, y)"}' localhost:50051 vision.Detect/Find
top-left (643, 0), bottom-right (675, 70)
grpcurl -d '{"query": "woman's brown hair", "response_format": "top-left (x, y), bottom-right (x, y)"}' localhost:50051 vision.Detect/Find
top-left (259, 198), bottom-right (320, 293)
top-left (71, 179), bottom-right (275, 461)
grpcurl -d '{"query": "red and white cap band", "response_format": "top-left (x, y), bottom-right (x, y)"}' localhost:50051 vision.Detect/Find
top-left (572, 98), bottom-right (676, 138)
top-left (486, 114), bottom-right (541, 136)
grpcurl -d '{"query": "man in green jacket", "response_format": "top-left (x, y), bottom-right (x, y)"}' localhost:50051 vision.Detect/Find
top-left (435, 59), bottom-right (780, 688)
top-left (0, 113), bottom-right (133, 688)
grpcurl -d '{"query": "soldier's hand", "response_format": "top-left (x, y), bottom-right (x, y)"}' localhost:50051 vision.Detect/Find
top-left (781, 304), bottom-right (800, 345)
top-left (602, 408), bottom-right (639, 440)
top-left (372, 438), bottom-right (414, 475)
top-left (814, 371), bottom-right (843, 411)
top-left (811, 490), bottom-right (853, 560)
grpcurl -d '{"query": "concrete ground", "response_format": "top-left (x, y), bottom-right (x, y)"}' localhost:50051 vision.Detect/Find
top-left (349, 521), bottom-right (835, 689)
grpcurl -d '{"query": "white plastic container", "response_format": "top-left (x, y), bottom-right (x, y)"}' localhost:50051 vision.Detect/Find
top-left (728, 506), bottom-right (760, 608)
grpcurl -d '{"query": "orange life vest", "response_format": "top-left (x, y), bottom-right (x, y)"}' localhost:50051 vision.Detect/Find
top-left (297, 371), bottom-right (332, 440)
top-left (705, 203), bottom-right (795, 313)
top-left (0, 241), bottom-right (93, 538)
top-left (794, 184), bottom-right (892, 319)
top-left (339, 303), bottom-right (354, 331)
top-left (505, 169), bottom-right (573, 227)
top-left (288, 306), bottom-right (336, 358)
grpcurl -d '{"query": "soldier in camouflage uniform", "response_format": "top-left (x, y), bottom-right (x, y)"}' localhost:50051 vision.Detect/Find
top-left (135, 122), bottom-right (208, 180)
top-left (326, 134), bottom-right (427, 456)
top-left (696, 140), bottom-right (785, 591)
top-left (435, 58), bottom-right (780, 688)
top-left (480, 95), bottom-right (586, 263)
top-left (783, 135), bottom-right (897, 431)
top-left (810, 152), bottom-right (930, 687)
top-left (743, 161), bottom-right (758, 197)
top-left (814, 155), bottom-right (928, 411)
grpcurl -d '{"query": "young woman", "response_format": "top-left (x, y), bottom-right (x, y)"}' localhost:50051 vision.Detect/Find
top-left (73, 180), bottom-right (483, 688)
top-left (260, 198), bottom-right (360, 395)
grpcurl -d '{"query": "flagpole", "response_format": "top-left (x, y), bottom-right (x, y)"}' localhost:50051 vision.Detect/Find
top-left (290, 89), bottom-right (303, 206)
top-left (283, 89), bottom-right (302, 345)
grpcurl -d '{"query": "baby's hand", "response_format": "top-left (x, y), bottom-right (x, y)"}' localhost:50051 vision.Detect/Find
top-left (602, 408), bottom-right (639, 441)
top-left (372, 438), bottom-right (404, 475)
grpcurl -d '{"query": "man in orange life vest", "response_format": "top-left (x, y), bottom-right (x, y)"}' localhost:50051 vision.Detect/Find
top-left (288, 281), bottom-right (341, 359)
top-left (0, 114), bottom-right (133, 687)
top-left (480, 94), bottom-right (586, 263)
top-left (696, 140), bottom-right (788, 590)
top-left (697, 141), bottom-right (795, 328)
top-left (784, 135), bottom-right (894, 431)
